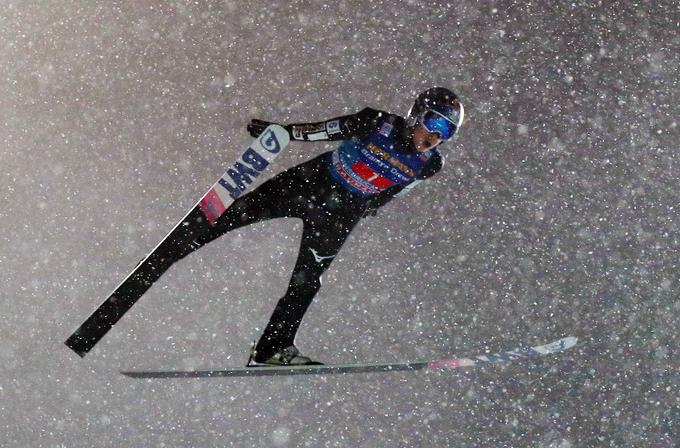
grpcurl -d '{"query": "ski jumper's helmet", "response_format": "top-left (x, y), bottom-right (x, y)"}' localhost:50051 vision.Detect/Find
top-left (407, 87), bottom-right (464, 141)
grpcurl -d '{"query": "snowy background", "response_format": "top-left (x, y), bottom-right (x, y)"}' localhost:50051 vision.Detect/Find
top-left (1, 1), bottom-right (678, 446)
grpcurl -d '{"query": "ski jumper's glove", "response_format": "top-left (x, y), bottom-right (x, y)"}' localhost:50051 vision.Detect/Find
top-left (247, 119), bottom-right (280, 138)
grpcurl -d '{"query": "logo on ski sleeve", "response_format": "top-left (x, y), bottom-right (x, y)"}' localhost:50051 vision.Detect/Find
top-left (326, 120), bottom-right (341, 135)
top-left (291, 123), bottom-right (327, 141)
top-left (309, 248), bottom-right (336, 264)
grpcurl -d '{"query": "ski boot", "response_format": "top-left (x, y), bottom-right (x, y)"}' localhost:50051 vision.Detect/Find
top-left (247, 343), bottom-right (324, 367)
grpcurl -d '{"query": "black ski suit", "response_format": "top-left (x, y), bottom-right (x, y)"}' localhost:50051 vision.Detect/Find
top-left (156, 108), bottom-right (444, 360)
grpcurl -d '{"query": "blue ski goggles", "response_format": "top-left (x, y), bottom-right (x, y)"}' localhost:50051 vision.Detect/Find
top-left (420, 109), bottom-right (458, 140)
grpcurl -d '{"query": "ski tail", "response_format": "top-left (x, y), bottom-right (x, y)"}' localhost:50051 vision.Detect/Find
top-left (65, 125), bottom-right (290, 357)
top-left (64, 205), bottom-right (205, 357)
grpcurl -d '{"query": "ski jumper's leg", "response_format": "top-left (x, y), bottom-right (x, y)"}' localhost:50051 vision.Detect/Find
top-left (254, 185), bottom-right (364, 359)
top-left (137, 153), bottom-right (342, 302)
top-left (192, 155), bottom-right (326, 247)
top-left (142, 161), bottom-right (312, 280)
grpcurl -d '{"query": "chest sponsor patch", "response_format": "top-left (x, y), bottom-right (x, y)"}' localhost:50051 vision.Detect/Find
top-left (379, 122), bottom-right (393, 137)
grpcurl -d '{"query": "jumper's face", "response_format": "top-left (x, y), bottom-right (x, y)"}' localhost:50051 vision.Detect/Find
top-left (412, 122), bottom-right (443, 152)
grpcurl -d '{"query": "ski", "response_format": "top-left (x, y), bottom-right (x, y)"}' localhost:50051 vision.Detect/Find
top-left (120, 336), bottom-right (577, 378)
top-left (65, 125), bottom-right (290, 357)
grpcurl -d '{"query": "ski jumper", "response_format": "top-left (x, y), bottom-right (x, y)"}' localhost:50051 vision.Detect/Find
top-left (144, 108), bottom-right (445, 360)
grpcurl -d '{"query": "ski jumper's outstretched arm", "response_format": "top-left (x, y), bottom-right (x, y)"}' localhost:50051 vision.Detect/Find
top-left (247, 108), bottom-right (384, 142)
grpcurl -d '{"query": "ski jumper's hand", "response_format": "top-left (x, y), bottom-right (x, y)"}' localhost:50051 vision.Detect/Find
top-left (247, 119), bottom-right (277, 138)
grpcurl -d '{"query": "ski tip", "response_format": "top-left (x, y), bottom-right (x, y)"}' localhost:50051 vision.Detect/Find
top-left (564, 336), bottom-right (578, 347)
top-left (542, 336), bottom-right (578, 353)
top-left (560, 336), bottom-right (578, 348)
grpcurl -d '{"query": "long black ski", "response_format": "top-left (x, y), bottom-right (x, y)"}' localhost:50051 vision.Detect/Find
top-left (65, 126), bottom-right (290, 357)
top-left (120, 336), bottom-right (577, 378)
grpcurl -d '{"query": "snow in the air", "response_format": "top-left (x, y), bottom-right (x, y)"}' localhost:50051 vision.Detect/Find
top-left (0, 1), bottom-right (678, 446)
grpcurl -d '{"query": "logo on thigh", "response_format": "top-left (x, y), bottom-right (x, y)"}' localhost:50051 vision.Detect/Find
top-left (309, 248), bottom-right (336, 264)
